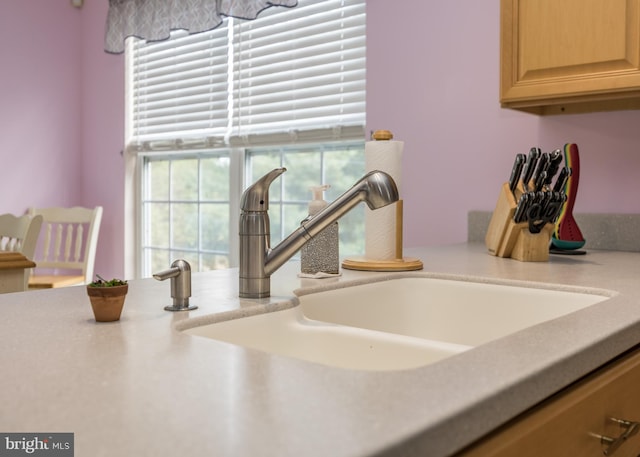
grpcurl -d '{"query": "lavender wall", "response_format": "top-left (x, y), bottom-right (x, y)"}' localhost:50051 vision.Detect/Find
top-left (0, 0), bottom-right (124, 279)
top-left (3, 1), bottom-right (640, 279)
top-left (367, 1), bottom-right (640, 249)
top-left (0, 1), bottom-right (83, 214)
top-left (79, 1), bottom-right (125, 281)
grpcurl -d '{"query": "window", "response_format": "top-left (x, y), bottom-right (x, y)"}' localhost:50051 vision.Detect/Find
top-left (245, 142), bottom-right (366, 251)
top-left (141, 151), bottom-right (233, 273)
top-left (126, 0), bottom-right (366, 278)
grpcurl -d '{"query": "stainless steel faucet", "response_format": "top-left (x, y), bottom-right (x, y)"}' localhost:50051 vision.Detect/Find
top-left (153, 259), bottom-right (198, 311)
top-left (239, 168), bottom-right (399, 298)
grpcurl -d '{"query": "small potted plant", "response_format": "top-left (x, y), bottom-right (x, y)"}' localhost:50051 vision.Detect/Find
top-left (87, 275), bottom-right (128, 322)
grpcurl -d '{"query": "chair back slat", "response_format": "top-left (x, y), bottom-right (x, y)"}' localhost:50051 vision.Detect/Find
top-left (74, 225), bottom-right (84, 263)
top-left (54, 224), bottom-right (63, 262)
top-left (0, 213), bottom-right (44, 290)
top-left (28, 207), bottom-right (103, 285)
top-left (42, 224), bottom-right (52, 262)
top-left (64, 224), bottom-right (73, 262)
top-left (0, 237), bottom-right (21, 252)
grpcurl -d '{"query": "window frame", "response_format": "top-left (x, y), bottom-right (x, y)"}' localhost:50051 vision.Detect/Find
top-left (123, 0), bottom-right (366, 279)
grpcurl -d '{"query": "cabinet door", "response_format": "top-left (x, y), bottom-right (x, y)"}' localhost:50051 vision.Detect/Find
top-left (457, 348), bottom-right (640, 457)
top-left (501, 0), bottom-right (640, 114)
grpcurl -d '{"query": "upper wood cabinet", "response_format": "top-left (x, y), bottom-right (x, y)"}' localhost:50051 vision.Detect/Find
top-left (500, 0), bottom-right (640, 114)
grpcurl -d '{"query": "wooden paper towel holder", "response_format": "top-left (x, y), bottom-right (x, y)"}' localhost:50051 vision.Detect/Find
top-left (342, 199), bottom-right (424, 271)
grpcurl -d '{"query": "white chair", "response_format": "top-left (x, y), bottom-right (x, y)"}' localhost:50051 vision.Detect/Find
top-left (0, 213), bottom-right (43, 290)
top-left (27, 206), bottom-right (103, 289)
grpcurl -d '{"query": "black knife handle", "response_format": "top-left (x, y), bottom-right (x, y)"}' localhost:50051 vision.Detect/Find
top-left (534, 170), bottom-right (547, 192)
top-left (553, 167), bottom-right (571, 193)
top-left (513, 193), bottom-right (529, 223)
top-left (533, 152), bottom-right (549, 188)
top-left (521, 147), bottom-right (541, 191)
top-left (545, 149), bottom-right (563, 185)
top-left (509, 153), bottom-right (526, 193)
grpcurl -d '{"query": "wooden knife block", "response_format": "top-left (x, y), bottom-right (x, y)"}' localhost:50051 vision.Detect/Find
top-left (485, 182), bottom-right (553, 262)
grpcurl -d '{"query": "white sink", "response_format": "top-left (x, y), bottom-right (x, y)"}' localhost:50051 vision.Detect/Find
top-left (298, 276), bottom-right (610, 346)
top-left (186, 306), bottom-right (470, 371)
top-left (184, 274), bottom-right (611, 371)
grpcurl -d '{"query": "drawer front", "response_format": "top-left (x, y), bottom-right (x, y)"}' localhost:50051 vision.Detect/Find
top-left (458, 348), bottom-right (640, 457)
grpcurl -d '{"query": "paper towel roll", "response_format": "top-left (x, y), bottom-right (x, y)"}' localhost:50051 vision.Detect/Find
top-left (364, 139), bottom-right (404, 260)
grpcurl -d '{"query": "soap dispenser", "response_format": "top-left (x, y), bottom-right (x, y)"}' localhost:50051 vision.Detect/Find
top-left (300, 185), bottom-right (339, 275)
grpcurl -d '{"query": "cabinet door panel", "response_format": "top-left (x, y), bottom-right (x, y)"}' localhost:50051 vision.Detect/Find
top-left (520, 0), bottom-right (632, 76)
top-left (457, 348), bottom-right (640, 456)
top-left (501, 0), bottom-right (640, 112)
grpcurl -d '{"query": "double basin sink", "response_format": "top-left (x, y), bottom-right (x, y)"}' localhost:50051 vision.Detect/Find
top-left (184, 273), bottom-right (611, 371)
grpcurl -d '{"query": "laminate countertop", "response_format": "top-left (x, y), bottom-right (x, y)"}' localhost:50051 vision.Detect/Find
top-left (2, 243), bottom-right (639, 456)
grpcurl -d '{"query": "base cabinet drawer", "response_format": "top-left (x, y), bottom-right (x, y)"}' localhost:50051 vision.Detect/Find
top-left (458, 348), bottom-right (640, 457)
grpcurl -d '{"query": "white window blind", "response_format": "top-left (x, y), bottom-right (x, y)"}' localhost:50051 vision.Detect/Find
top-left (128, 0), bottom-right (365, 152)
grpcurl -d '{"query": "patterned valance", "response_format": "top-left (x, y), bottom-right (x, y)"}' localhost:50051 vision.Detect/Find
top-left (105, 0), bottom-right (298, 54)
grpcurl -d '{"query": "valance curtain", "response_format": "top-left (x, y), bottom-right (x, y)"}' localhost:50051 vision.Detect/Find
top-left (104, 0), bottom-right (298, 54)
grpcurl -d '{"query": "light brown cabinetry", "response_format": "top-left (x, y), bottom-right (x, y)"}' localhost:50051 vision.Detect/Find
top-left (501, 0), bottom-right (640, 114)
top-left (457, 347), bottom-right (640, 456)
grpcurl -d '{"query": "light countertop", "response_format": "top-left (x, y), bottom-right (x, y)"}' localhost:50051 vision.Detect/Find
top-left (2, 243), bottom-right (640, 456)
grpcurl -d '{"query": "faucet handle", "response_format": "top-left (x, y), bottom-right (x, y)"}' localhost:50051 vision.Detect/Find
top-left (153, 259), bottom-right (197, 312)
top-left (240, 167), bottom-right (286, 212)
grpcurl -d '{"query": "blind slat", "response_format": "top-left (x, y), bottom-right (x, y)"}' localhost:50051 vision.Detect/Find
top-left (129, 0), bottom-right (365, 148)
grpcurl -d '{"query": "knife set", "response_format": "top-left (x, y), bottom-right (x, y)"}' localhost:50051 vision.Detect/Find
top-left (486, 147), bottom-right (571, 261)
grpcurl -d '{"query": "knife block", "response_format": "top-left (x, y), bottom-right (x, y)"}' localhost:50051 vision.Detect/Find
top-left (511, 223), bottom-right (554, 262)
top-left (485, 182), bottom-right (553, 262)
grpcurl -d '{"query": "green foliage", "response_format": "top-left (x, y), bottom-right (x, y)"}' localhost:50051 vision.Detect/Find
top-left (88, 275), bottom-right (128, 287)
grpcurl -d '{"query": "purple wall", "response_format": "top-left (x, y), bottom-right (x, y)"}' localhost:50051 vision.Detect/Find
top-left (0, 1), bottom-right (83, 214)
top-left (0, 0), bottom-right (124, 279)
top-left (80, 0), bottom-right (125, 281)
top-left (2, 1), bottom-right (639, 279)
top-left (367, 1), bottom-right (640, 249)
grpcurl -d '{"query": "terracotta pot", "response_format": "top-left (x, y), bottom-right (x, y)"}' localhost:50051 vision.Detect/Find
top-left (87, 284), bottom-right (128, 322)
